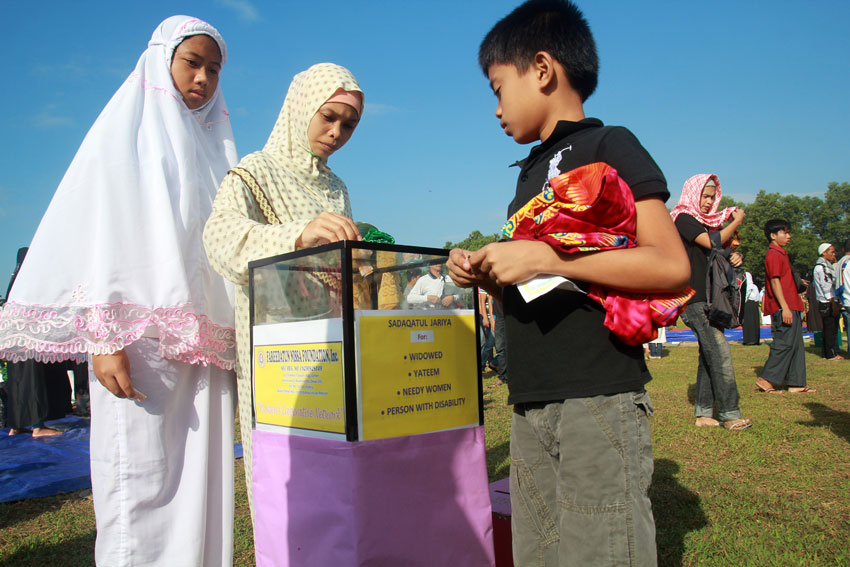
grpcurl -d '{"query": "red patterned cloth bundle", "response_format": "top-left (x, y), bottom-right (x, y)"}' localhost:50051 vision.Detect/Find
top-left (502, 162), bottom-right (694, 345)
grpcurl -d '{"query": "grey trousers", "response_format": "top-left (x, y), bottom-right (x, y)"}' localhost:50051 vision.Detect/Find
top-left (680, 302), bottom-right (743, 422)
top-left (509, 392), bottom-right (657, 567)
top-left (762, 310), bottom-right (807, 387)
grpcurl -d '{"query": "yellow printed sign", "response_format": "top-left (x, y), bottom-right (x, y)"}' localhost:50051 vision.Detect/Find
top-left (254, 342), bottom-right (345, 433)
top-left (358, 313), bottom-right (479, 441)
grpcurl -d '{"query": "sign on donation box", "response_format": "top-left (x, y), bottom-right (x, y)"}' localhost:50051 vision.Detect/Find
top-left (249, 241), bottom-right (483, 441)
top-left (248, 241), bottom-right (494, 567)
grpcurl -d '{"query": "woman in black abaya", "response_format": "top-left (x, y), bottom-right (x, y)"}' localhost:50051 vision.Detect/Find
top-left (4, 248), bottom-right (70, 436)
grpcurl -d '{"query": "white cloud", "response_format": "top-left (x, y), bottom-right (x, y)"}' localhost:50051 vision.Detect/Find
top-left (35, 104), bottom-right (73, 128)
top-left (216, 0), bottom-right (259, 22)
top-left (34, 62), bottom-right (89, 77)
top-left (365, 102), bottom-right (401, 116)
top-left (33, 58), bottom-right (126, 82)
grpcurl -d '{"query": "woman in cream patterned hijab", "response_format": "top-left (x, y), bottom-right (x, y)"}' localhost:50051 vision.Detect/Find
top-left (204, 62), bottom-right (365, 516)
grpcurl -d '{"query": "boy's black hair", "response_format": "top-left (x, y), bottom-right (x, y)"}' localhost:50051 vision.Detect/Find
top-left (764, 219), bottom-right (791, 242)
top-left (479, 0), bottom-right (599, 102)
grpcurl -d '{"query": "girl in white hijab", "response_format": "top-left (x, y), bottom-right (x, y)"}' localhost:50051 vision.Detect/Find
top-left (0, 16), bottom-right (238, 566)
top-left (204, 62), bottom-right (364, 516)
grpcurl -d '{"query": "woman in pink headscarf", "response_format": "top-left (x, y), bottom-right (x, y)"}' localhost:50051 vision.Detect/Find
top-left (672, 174), bottom-right (751, 431)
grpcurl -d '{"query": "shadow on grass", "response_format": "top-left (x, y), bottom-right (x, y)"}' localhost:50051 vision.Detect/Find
top-left (0, 531), bottom-right (95, 567)
top-left (686, 383), bottom-right (696, 406)
top-left (0, 500), bottom-right (41, 531)
top-left (798, 402), bottom-right (850, 444)
top-left (486, 439), bottom-right (511, 481)
top-left (803, 344), bottom-right (826, 357)
top-left (651, 458), bottom-right (706, 567)
top-left (0, 491), bottom-right (89, 530)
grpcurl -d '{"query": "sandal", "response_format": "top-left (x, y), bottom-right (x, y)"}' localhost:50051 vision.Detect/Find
top-left (788, 386), bottom-right (817, 393)
top-left (756, 378), bottom-right (783, 394)
top-left (722, 418), bottom-right (752, 431)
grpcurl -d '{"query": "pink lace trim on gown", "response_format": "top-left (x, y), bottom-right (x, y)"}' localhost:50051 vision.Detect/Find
top-left (0, 301), bottom-right (236, 370)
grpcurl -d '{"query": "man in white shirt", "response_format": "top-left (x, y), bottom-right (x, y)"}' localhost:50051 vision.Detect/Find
top-left (813, 243), bottom-right (843, 360)
top-left (406, 263), bottom-right (460, 309)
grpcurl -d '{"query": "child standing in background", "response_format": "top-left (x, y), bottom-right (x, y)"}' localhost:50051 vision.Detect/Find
top-left (756, 219), bottom-right (815, 393)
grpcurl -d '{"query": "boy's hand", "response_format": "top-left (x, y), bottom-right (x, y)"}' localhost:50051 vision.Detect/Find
top-left (471, 240), bottom-right (554, 286)
top-left (781, 309), bottom-right (793, 325)
top-left (447, 248), bottom-right (483, 288)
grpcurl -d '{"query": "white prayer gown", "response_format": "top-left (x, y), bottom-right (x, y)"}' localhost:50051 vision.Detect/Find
top-left (0, 15), bottom-right (238, 567)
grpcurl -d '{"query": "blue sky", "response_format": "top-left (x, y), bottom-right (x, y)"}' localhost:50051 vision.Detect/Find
top-left (2, 0), bottom-right (849, 281)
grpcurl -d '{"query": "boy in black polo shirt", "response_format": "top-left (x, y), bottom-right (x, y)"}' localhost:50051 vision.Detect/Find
top-left (447, 1), bottom-right (689, 564)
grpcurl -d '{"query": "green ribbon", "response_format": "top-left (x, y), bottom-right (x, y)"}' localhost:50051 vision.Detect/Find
top-left (362, 227), bottom-right (395, 244)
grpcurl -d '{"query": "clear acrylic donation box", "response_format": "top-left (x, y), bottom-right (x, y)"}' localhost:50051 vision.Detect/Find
top-left (248, 241), bottom-right (494, 566)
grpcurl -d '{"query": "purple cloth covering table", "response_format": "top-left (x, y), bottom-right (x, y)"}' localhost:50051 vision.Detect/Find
top-left (253, 425), bottom-right (495, 566)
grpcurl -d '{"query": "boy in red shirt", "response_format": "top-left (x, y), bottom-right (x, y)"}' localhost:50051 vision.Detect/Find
top-left (756, 219), bottom-right (816, 393)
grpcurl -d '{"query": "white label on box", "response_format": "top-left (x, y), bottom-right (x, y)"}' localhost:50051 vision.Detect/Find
top-left (410, 330), bottom-right (435, 343)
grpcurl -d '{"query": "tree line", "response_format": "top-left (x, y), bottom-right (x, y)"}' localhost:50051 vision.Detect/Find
top-left (721, 182), bottom-right (849, 286)
top-left (445, 181), bottom-right (850, 288)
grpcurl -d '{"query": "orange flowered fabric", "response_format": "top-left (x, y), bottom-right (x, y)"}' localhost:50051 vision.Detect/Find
top-left (503, 162), bottom-right (694, 345)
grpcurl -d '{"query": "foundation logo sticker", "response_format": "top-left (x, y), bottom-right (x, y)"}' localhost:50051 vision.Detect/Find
top-left (256, 349), bottom-right (265, 369)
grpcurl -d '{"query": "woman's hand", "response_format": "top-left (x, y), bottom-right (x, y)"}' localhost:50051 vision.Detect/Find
top-left (295, 212), bottom-right (361, 249)
top-left (730, 208), bottom-right (746, 225)
top-left (92, 350), bottom-right (138, 399)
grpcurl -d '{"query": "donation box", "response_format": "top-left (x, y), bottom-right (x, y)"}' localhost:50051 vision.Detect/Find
top-left (249, 241), bottom-right (494, 566)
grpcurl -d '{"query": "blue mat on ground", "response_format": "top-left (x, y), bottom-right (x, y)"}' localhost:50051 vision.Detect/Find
top-left (666, 326), bottom-right (812, 343)
top-left (0, 415), bottom-right (243, 503)
top-left (0, 415), bottom-right (91, 503)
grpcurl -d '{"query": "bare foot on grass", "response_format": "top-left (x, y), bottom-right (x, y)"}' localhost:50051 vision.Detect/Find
top-left (695, 417), bottom-right (720, 427)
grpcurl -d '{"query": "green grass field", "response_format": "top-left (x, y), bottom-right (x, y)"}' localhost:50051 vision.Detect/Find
top-left (2, 342), bottom-right (849, 566)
